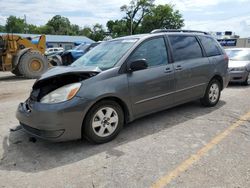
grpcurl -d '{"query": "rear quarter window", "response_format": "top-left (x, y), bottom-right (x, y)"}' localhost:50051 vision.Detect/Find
top-left (168, 35), bottom-right (203, 62)
top-left (198, 36), bottom-right (222, 57)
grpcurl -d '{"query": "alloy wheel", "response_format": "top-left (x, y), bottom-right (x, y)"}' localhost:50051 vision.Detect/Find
top-left (92, 107), bottom-right (119, 137)
top-left (209, 83), bottom-right (219, 103)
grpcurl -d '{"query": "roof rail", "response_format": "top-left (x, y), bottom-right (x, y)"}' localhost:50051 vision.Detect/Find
top-left (150, 29), bottom-right (210, 35)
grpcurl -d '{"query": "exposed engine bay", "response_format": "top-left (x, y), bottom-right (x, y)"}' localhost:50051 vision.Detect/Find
top-left (30, 72), bottom-right (98, 102)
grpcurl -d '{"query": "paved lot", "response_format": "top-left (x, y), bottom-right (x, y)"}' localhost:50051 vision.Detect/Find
top-left (0, 72), bottom-right (250, 188)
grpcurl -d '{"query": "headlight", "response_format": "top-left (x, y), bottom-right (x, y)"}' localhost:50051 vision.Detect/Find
top-left (40, 82), bottom-right (81, 104)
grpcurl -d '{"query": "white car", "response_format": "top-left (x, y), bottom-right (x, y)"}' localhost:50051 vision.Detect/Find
top-left (225, 48), bottom-right (250, 85)
top-left (45, 47), bottom-right (64, 55)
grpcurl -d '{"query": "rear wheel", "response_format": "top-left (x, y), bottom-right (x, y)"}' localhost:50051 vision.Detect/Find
top-left (83, 100), bottom-right (124, 144)
top-left (200, 79), bottom-right (221, 107)
top-left (18, 50), bottom-right (49, 79)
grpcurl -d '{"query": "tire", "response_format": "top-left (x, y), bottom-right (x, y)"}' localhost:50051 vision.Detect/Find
top-left (49, 55), bottom-right (62, 66)
top-left (62, 53), bottom-right (74, 65)
top-left (83, 100), bottom-right (124, 144)
top-left (200, 79), bottom-right (221, 107)
top-left (18, 50), bottom-right (49, 79)
top-left (243, 73), bottom-right (249, 86)
top-left (11, 67), bottom-right (22, 76)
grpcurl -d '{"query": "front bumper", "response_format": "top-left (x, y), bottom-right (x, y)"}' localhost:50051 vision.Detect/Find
top-left (229, 70), bottom-right (248, 83)
top-left (16, 97), bottom-right (92, 142)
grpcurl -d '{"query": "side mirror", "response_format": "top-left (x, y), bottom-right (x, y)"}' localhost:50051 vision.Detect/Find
top-left (128, 59), bottom-right (148, 72)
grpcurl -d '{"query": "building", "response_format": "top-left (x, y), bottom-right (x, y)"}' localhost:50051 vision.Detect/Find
top-left (0, 33), bottom-right (94, 50)
top-left (217, 38), bottom-right (250, 48)
top-left (210, 31), bottom-right (250, 48)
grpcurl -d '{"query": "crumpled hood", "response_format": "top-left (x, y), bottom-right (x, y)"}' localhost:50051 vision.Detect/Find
top-left (228, 60), bottom-right (250, 68)
top-left (30, 66), bottom-right (101, 101)
top-left (37, 66), bottom-right (102, 81)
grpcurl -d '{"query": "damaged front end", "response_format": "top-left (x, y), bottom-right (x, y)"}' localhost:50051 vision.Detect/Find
top-left (29, 66), bottom-right (101, 102)
top-left (16, 66), bottom-right (101, 141)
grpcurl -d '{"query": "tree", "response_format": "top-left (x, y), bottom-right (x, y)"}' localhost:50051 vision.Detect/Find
top-left (120, 0), bottom-right (155, 34)
top-left (69, 24), bottom-right (80, 35)
top-left (106, 20), bottom-right (128, 37)
top-left (141, 4), bottom-right (184, 33)
top-left (1, 3), bottom-right (184, 39)
top-left (79, 24), bottom-right (106, 41)
top-left (46, 15), bottom-right (71, 35)
top-left (35, 25), bottom-right (53, 34)
top-left (89, 24), bottom-right (106, 41)
top-left (79, 26), bottom-right (92, 36)
top-left (27, 24), bottom-right (39, 34)
top-left (0, 25), bottom-right (5, 32)
top-left (5, 16), bottom-right (25, 33)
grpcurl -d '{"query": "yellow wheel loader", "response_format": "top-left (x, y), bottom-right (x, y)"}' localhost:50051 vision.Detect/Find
top-left (0, 34), bottom-right (49, 78)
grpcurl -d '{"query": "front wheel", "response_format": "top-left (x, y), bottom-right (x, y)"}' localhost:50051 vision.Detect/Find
top-left (11, 67), bottom-right (22, 76)
top-left (200, 79), bottom-right (221, 107)
top-left (83, 100), bottom-right (124, 144)
top-left (18, 50), bottom-right (49, 79)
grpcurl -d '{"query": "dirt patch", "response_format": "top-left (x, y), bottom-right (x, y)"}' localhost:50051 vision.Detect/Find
top-left (0, 93), bottom-right (14, 101)
top-left (0, 92), bottom-right (27, 101)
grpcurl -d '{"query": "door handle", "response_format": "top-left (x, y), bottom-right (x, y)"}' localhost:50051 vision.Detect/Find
top-left (175, 65), bottom-right (182, 71)
top-left (164, 67), bottom-right (173, 73)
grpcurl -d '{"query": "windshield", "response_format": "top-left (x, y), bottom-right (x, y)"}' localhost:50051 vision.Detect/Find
top-left (226, 49), bottom-right (250, 61)
top-left (71, 39), bottom-right (137, 70)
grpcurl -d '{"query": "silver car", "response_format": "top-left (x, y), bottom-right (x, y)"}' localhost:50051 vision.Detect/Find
top-left (225, 48), bottom-right (250, 85)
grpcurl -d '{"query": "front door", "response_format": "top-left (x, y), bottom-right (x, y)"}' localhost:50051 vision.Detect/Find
top-left (127, 37), bottom-right (175, 118)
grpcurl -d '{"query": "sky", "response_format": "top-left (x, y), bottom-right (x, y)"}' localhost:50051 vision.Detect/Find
top-left (0, 0), bottom-right (250, 37)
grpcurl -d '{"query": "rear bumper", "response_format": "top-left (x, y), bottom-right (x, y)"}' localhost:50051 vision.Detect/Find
top-left (229, 71), bottom-right (248, 83)
top-left (223, 72), bottom-right (230, 89)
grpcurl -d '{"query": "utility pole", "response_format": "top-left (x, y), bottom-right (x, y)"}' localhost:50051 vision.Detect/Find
top-left (24, 14), bottom-right (28, 33)
top-left (130, 11), bottom-right (133, 35)
top-left (130, 17), bottom-right (133, 35)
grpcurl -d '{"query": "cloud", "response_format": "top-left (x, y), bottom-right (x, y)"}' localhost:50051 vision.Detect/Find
top-left (184, 15), bottom-right (250, 37)
top-left (0, 15), bottom-right (7, 24)
top-left (0, 0), bottom-right (131, 26)
top-left (157, 0), bottom-right (250, 11)
top-left (0, 0), bottom-right (250, 37)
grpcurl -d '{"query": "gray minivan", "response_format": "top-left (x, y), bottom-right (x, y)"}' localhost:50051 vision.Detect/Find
top-left (16, 30), bottom-right (229, 143)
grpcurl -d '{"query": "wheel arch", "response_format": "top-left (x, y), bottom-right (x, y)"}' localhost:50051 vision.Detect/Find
top-left (211, 74), bottom-right (223, 90)
top-left (81, 96), bottom-right (131, 137)
top-left (13, 48), bottom-right (31, 67)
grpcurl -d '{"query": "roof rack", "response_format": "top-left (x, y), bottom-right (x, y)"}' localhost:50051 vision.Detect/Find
top-left (150, 29), bottom-right (210, 35)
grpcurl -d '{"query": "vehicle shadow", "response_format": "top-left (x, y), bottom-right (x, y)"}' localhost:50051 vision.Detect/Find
top-left (227, 82), bottom-right (250, 88)
top-left (0, 100), bottom-right (226, 173)
top-left (0, 75), bottom-right (31, 82)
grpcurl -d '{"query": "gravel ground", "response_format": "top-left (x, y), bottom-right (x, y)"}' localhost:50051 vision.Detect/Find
top-left (0, 72), bottom-right (250, 188)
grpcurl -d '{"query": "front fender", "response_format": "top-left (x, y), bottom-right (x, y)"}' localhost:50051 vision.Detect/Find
top-left (13, 48), bottom-right (31, 67)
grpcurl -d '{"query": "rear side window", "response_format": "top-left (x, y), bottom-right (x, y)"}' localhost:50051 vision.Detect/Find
top-left (168, 36), bottom-right (203, 62)
top-left (129, 37), bottom-right (168, 67)
top-left (198, 36), bottom-right (222, 57)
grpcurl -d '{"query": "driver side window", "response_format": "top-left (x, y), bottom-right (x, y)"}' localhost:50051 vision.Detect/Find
top-left (129, 37), bottom-right (168, 67)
